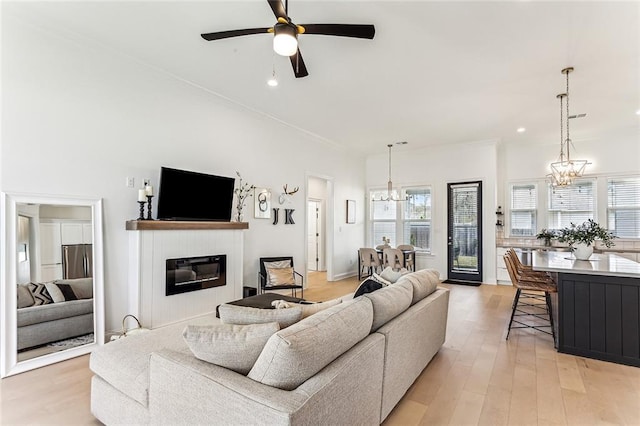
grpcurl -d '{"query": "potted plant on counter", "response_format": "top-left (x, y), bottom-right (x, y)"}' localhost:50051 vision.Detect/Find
top-left (536, 229), bottom-right (557, 247)
top-left (557, 219), bottom-right (616, 260)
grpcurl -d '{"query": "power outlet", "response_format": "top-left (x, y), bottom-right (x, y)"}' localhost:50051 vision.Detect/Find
top-left (143, 179), bottom-right (151, 187)
top-left (125, 177), bottom-right (135, 188)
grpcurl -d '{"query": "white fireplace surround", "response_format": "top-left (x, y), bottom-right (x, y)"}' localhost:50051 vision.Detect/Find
top-left (126, 221), bottom-right (247, 329)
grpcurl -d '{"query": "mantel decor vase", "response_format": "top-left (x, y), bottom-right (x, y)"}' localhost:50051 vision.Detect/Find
top-left (573, 242), bottom-right (594, 260)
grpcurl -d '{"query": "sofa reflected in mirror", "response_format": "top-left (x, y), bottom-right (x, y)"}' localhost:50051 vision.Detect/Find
top-left (1, 193), bottom-right (105, 377)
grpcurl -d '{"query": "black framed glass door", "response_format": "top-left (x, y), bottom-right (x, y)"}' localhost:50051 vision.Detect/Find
top-left (447, 181), bottom-right (483, 285)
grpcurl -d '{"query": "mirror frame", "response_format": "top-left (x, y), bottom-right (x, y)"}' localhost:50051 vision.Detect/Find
top-left (1, 192), bottom-right (105, 377)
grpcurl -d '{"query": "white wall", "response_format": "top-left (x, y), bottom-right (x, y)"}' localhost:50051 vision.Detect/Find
top-left (366, 141), bottom-right (498, 283)
top-left (498, 128), bottom-right (640, 228)
top-left (1, 14), bottom-right (366, 332)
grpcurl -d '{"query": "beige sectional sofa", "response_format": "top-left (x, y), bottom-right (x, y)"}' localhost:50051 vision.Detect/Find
top-left (90, 269), bottom-right (449, 425)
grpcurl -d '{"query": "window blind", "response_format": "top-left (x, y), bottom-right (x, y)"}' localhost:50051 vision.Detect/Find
top-left (548, 180), bottom-right (595, 229)
top-left (608, 177), bottom-right (640, 238)
top-left (510, 184), bottom-right (536, 236)
top-left (403, 188), bottom-right (431, 250)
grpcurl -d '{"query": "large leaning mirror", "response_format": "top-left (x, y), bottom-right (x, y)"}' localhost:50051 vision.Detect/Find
top-left (1, 192), bottom-right (104, 377)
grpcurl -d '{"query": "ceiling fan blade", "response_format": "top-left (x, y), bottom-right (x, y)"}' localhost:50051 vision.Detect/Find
top-left (299, 24), bottom-right (375, 39)
top-left (201, 27), bottom-right (271, 41)
top-left (267, 0), bottom-right (287, 20)
top-left (289, 49), bottom-right (309, 78)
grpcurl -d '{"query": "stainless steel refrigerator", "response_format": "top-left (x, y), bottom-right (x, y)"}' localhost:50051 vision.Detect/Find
top-left (62, 244), bottom-right (93, 279)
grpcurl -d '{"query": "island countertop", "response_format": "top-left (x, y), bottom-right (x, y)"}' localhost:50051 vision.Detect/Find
top-left (532, 250), bottom-right (640, 278)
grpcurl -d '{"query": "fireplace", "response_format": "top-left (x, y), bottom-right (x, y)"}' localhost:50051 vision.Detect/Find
top-left (166, 255), bottom-right (226, 296)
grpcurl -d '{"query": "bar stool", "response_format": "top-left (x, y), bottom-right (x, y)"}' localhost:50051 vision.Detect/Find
top-left (504, 251), bottom-right (557, 344)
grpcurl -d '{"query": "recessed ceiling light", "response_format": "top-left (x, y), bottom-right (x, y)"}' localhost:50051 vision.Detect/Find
top-left (636, 109), bottom-right (640, 115)
top-left (267, 78), bottom-right (278, 87)
top-left (517, 127), bottom-right (526, 133)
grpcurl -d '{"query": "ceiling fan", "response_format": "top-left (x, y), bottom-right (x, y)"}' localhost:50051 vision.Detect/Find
top-left (200, 0), bottom-right (375, 78)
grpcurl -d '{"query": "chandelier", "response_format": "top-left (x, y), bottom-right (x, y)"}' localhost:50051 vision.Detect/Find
top-left (547, 67), bottom-right (590, 187)
top-left (374, 143), bottom-right (408, 202)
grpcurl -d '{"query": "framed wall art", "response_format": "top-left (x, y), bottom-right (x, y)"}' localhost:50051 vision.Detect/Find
top-left (254, 188), bottom-right (271, 219)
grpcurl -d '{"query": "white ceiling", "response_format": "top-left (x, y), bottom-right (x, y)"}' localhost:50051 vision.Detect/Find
top-left (5, 1), bottom-right (640, 155)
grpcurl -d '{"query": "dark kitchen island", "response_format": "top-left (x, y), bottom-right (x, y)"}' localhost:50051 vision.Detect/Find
top-left (532, 251), bottom-right (640, 367)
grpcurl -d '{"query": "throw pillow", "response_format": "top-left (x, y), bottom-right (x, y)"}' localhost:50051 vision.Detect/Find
top-left (280, 297), bottom-right (342, 318)
top-left (28, 282), bottom-right (53, 305)
top-left (266, 266), bottom-right (295, 287)
top-left (54, 278), bottom-right (93, 299)
top-left (263, 260), bottom-right (292, 270)
top-left (371, 273), bottom-right (392, 286)
top-left (353, 278), bottom-right (383, 298)
top-left (55, 283), bottom-right (80, 301)
top-left (379, 266), bottom-right (410, 284)
top-left (183, 322), bottom-right (280, 375)
top-left (218, 304), bottom-right (303, 328)
top-left (17, 283), bottom-right (35, 308)
top-left (44, 282), bottom-right (66, 303)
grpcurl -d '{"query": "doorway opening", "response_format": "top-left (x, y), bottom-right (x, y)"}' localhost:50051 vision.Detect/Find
top-left (306, 175), bottom-right (332, 283)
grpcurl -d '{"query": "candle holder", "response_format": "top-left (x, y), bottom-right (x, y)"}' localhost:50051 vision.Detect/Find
top-left (146, 195), bottom-right (154, 220)
top-left (137, 201), bottom-right (146, 220)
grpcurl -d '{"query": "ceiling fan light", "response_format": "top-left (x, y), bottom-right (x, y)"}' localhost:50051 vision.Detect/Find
top-left (273, 23), bottom-right (298, 56)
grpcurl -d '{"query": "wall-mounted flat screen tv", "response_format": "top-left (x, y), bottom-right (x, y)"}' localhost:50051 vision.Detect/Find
top-left (157, 167), bottom-right (235, 221)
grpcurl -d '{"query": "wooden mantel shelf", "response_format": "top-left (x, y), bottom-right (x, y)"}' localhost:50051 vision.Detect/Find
top-left (126, 220), bottom-right (249, 231)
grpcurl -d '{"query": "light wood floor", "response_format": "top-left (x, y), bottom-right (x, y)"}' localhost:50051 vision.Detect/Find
top-left (2, 273), bottom-right (639, 425)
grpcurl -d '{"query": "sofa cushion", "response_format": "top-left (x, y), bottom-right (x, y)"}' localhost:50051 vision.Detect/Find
top-left (218, 304), bottom-right (302, 328)
top-left (17, 299), bottom-right (93, 327)
top-left (364, 279), bottom-right (413, 332)
top-left (183, 323), bottom-right (280, 374)
top-left (397, 269), bottom-right (440, 305)
top-left (90, 314), bottom-right (219, 406)
top-left (353, 278), bottom-right (383, 298)
top-left (248, 297), bottom-right (374, 390)
top-left (17, 284), bottom-right (35, 308)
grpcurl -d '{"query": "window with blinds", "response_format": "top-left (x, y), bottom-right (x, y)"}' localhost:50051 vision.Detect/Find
top-left (403, 187), bottom-right (431, 251)
top-left (510, 184), bottom-right (537, 236)
top-left (608, 177), bottom-right (640, 238)
top-left (548, 179), bottom-right (595, 229)
top-left (369, 186), bottom-right (432, 251)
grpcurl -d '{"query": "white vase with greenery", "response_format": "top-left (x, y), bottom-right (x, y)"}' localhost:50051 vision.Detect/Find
top-left (557, 219), bottom-right (616, 260)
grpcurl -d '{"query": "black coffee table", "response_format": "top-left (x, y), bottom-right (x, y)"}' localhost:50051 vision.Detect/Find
top-left (216, 293), bottom-right (306, 318)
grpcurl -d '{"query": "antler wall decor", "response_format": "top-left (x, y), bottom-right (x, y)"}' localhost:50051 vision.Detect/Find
top-left (278, 184), bottom-right (299, 204)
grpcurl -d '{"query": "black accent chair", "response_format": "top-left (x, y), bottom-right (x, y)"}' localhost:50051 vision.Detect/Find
top-left (258, 256), bottom-right (304, 299)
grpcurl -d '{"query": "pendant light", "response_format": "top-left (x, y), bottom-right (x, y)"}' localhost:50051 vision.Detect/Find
top-left (375, 142), bottom-right (408, 202)
top-left (547, 67), bottom-right (590, 187)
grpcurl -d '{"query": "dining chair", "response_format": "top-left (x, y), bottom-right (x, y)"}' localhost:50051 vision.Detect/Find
top-left (396, 244), bottom-right (415, 271)
top-left (358, 248), bottom-right (381, 280)
top-left (383, 248), bottom-right (404, 271)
